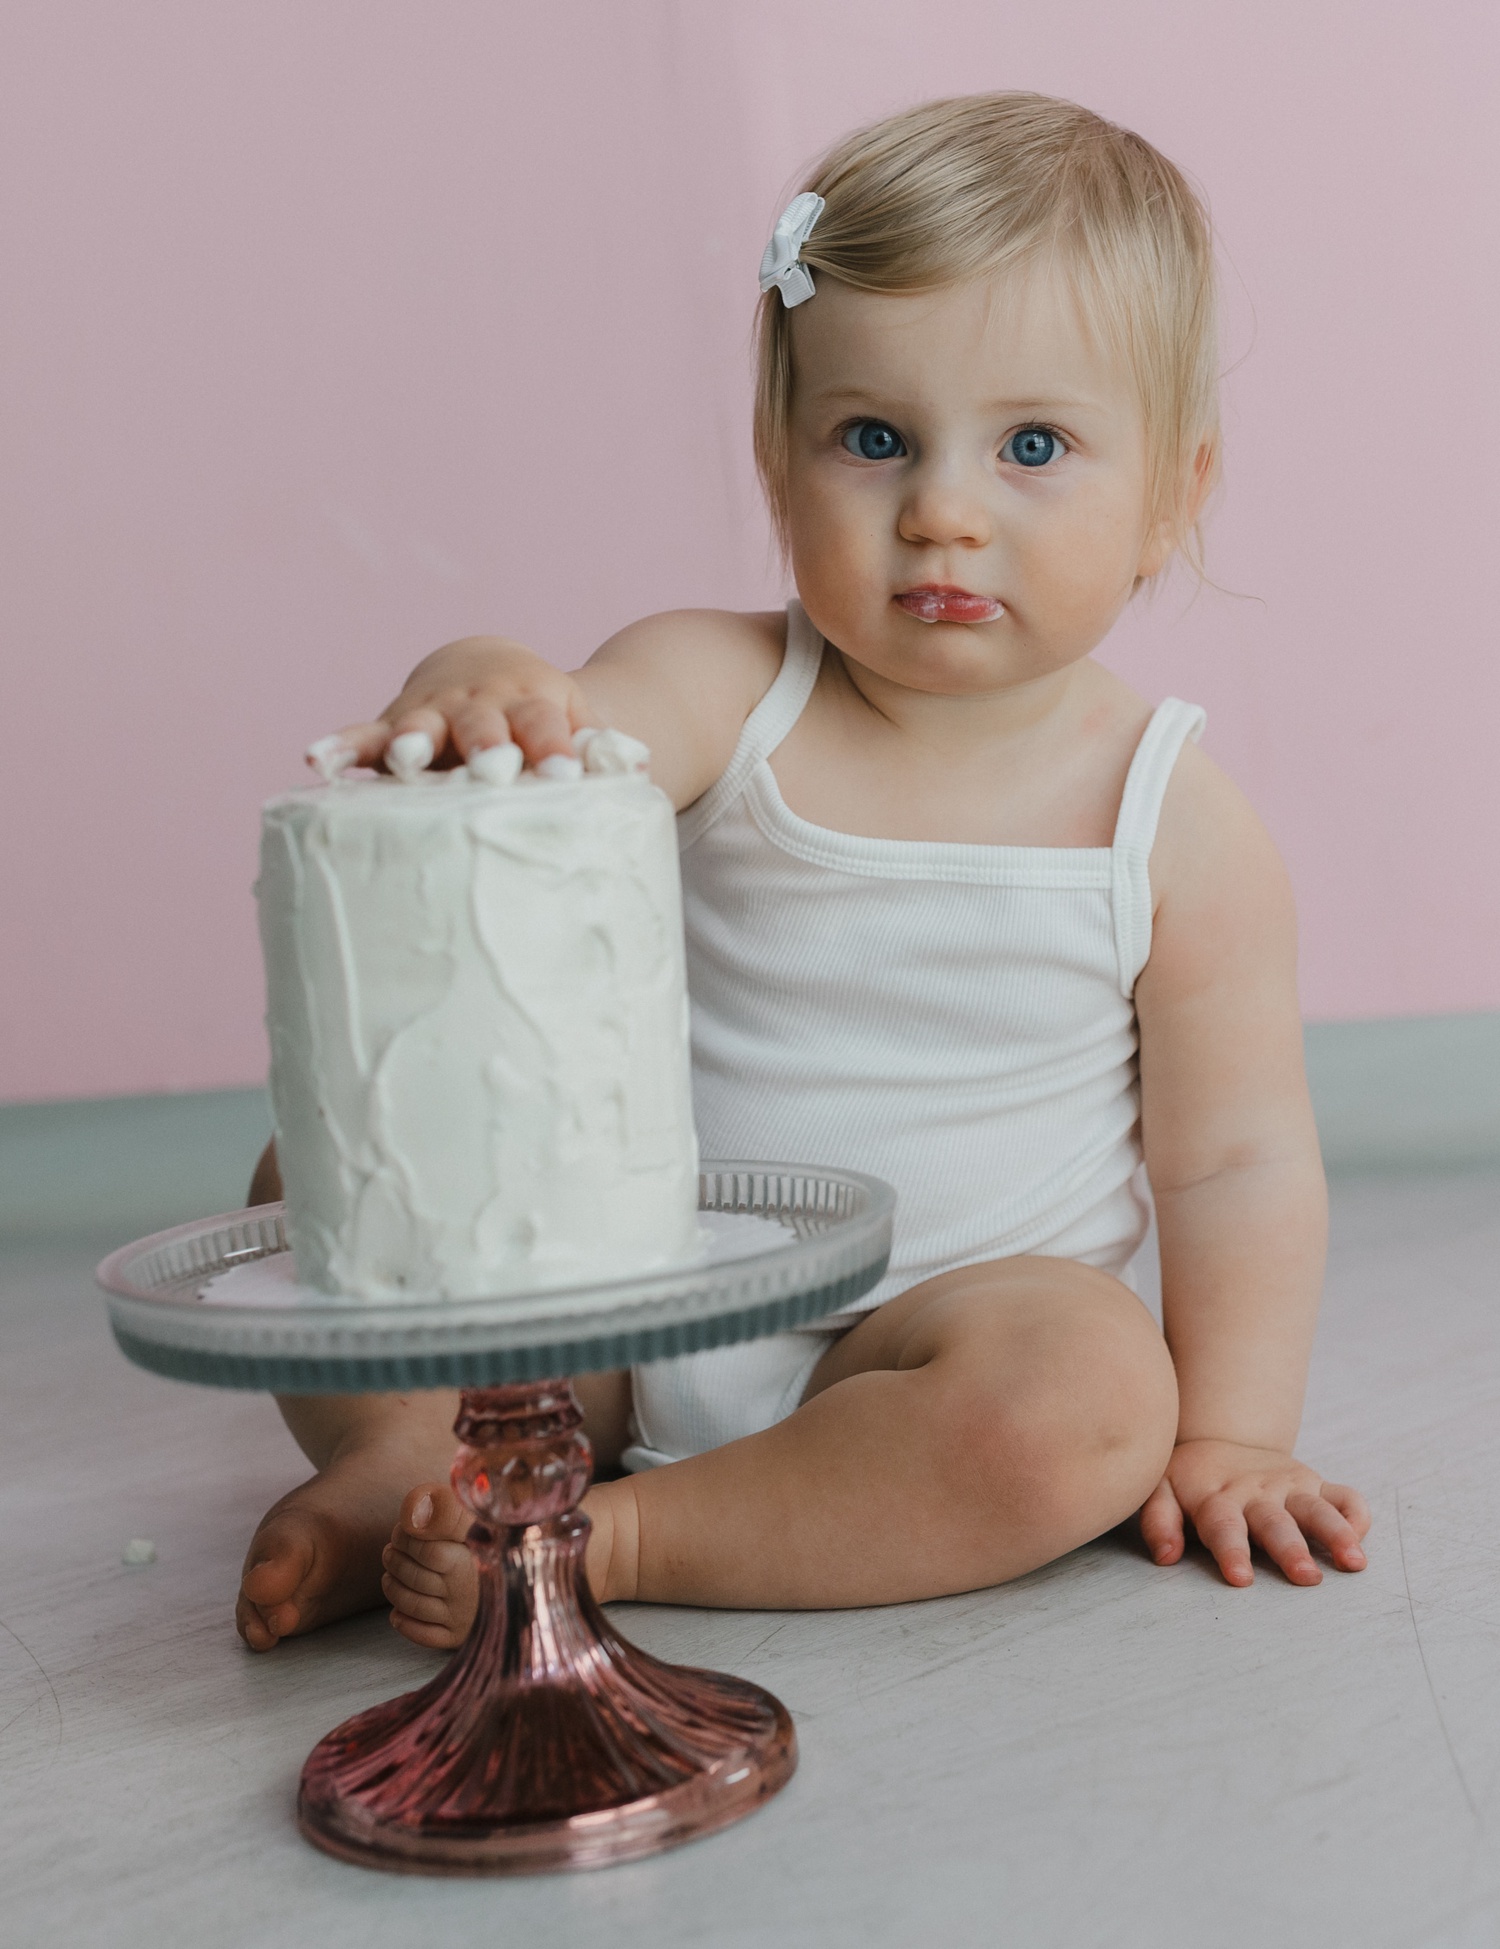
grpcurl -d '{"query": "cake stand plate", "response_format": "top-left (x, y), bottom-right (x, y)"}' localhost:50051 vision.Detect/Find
top-left (97, 1163), bottom-right (894, 1875)
top-left (96, 1164), bottom-right (892, 1395)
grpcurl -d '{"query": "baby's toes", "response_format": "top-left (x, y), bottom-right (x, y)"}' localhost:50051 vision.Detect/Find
top-left (236, 1594), bottom-right (280, 1651)
top-left (241, 1526), bottom-right (315, 1608)
top-left (397, 1480), bottom-right (472, 1548)
top-left (390, 1610), bottom-right (469, 1652)
top-left (382, 1564), bottom-right (453, 1626)
top-left (237, 1523), bottom-right (318, 1648)
top-left (381, 1535), bottom-right (463, 1605)
top-left (384, 1542), bottom-right (478, 1649)
top-left (381, 1481), bottom-right (479, 1648)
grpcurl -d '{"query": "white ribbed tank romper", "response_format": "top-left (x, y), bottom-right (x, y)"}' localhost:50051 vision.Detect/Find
top-left (622, 600), bottom-right (1205, 1473)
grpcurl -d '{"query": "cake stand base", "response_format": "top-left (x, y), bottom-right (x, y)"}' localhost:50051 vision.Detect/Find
top-left (296, 1382), bottom-right (795, 1875)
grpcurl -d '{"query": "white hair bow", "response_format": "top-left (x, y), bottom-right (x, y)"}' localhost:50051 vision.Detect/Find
top-left (759, 192), bottom-right (826, 308)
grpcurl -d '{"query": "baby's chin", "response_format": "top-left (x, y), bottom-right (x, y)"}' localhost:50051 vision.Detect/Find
top-left (824, 605), bottom-right (1025, 694)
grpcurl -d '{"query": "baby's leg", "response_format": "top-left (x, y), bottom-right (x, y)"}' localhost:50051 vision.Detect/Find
top-left (383, 1256), bottom-right (1176, 1632)
top-left (607, 1255), bottom-right (1177, 1608)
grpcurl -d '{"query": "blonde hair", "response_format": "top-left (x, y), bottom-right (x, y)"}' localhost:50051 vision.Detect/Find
top-left (753, 93), bottom-right (1221, 576)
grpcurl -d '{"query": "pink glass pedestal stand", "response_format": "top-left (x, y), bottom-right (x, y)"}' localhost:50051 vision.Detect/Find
top-left (297, 1380), bottom-right (795, 1874)
top-left (96, 1165), bottom-right (894, 1877)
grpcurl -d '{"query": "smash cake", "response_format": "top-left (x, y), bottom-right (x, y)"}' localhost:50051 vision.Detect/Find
top-left (255, 732), bottom-right (702, 1303)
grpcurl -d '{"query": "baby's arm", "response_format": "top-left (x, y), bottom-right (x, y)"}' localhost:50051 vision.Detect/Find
top-left (316, 608), bottom-right (785, 812)
top-left (1133, 746), bottom-right (1370, 1587)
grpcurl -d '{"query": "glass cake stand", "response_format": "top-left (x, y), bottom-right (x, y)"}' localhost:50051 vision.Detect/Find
top-left (96, 1163), bottom-right (893, 1876)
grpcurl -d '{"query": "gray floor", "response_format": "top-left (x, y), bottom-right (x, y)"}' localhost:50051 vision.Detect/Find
top-left (4, 1171), bottom-right (1498, 1949)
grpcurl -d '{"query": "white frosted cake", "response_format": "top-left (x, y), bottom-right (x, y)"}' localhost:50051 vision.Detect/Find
top-left (256, 757), bottom-right (701, 1302)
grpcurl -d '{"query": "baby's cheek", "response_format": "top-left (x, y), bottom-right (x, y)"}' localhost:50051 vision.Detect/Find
top-left (789, 527), bottom-right (883, 639)
top-left (1016, 529), bottom-right (1139, 649)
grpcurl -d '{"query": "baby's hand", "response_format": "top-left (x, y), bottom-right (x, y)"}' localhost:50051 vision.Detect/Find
top-left (309, 635), bottom-right (590, 781)
top-left (1139, 1439), bottom-right (1370, 1587)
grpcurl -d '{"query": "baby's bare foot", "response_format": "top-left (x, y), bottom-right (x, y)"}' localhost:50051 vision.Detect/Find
top-left (237, 1430), bottom-right (447, 1651)
top-left (382, 1478), bottom-right (639, 1648)
top-left (237, 1493), bottom-right (387, 1650)
top-left (383, 1484), bottom-right (478, 1650)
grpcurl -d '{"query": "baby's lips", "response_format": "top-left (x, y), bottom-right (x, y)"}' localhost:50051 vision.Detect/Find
top-left (896, 589), bottom-right (1005, 625)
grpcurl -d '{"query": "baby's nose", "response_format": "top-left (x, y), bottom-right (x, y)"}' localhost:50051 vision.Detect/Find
top-left (897, 466), bottom-right (993, 548)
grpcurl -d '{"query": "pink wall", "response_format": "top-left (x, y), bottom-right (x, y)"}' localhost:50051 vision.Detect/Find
top-left (3, 1), bottom-right (1496, 1102)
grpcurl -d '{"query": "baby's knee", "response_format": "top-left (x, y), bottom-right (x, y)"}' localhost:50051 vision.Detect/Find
top-left (939, 1297), bottom-right (1176, 1532)
top-left (1075, 1296), bottom-right (1178, 1468)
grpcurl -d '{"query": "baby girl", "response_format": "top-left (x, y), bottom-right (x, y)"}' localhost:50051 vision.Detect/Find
top-left (237, 91), bottom-right (1369, 1654)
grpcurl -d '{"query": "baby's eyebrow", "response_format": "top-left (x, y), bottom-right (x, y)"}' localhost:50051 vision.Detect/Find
top-left (808, 387), bottom-right (898, 408)
top-left (807, 386), bottom-right (1106, 416)
top-left (985, 394), bottom-right (1102, 415)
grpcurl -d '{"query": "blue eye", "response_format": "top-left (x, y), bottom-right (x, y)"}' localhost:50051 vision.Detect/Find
top-left (1004, 426), bottom-right (1061, 468)
top-left (843, 420), bottom-right (906, 461)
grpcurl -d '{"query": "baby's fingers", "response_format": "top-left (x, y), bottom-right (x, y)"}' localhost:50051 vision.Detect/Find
top-left (383, 705), bottom-right (453, 775)
top-left (1245, 1498), bottom-right (1321, 1586)
top-left (1287, 1491), bottom-right (1368, 1573)
top-left (447, 699), bottom-right (516, 765)
top-left (306, 708), bottom-right (450, 780)
top-left (506, 695), bottom-right (581, 772)
top-left (1322, 1481), bottom-right (1372, 1544)
top-left (1139, 1475), bottom-right (1186, 1566)
top-left (306, 720), bottom-right (395, 777)
top-left (1193, 1493), bottom-right (1255, 1587)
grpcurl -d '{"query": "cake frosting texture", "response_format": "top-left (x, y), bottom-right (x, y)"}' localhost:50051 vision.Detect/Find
top-left (257, 770), bottom-right (701, 1301)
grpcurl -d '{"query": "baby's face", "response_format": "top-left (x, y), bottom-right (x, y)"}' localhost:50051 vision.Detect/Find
top-left (784, 264), bottom-right (1169, 697)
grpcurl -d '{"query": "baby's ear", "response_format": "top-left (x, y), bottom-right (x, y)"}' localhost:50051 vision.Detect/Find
top-left (1136, 437), bottom-right (1219, 584)
top-left (1135, 521), bottom-right (1176, 584)
top-left (1135, 505), bottom-right (1184, 584)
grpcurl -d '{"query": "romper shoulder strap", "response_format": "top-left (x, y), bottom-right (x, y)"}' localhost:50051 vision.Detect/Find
top-left (1110, 698), bottom-right (1207, 994)
top-left (677, 600), bottom-right (824, 850)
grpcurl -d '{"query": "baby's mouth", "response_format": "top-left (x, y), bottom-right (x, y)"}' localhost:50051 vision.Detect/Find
top-left (895, 585), bottom-right (1005, 625)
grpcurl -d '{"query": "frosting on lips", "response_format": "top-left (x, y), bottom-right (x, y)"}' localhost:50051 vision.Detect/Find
top-left (257, 771), bottom-right (701, 1303)
top-left (895, 587), bottom-right (1005, 625)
